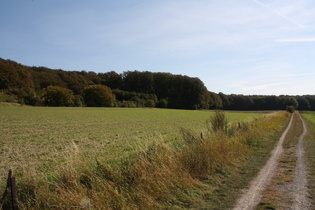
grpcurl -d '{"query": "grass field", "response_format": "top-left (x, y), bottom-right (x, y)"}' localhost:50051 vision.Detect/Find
top-left (0, 106), bottom-right (290, 209)
top-left (301, 111), bottom-right (315, 203)
top-left (0, 107), bottom-right (264, 177)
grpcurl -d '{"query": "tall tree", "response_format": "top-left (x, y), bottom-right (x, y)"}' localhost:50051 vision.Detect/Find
top-left (43, 86), bottom-right (74, 106)
top-left (83, 85), bottom-right (115, 107)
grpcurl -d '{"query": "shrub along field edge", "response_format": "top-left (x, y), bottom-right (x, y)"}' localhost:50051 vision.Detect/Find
top-left (5, 111), bottom-right (290, 209)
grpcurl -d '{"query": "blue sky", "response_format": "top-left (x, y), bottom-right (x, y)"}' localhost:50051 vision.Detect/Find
top-left (1, 0), bottom-right (315, 95)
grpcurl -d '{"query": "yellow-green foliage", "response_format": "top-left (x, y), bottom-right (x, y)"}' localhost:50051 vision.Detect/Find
top-left (12, 111), bottom-right (289, 209)
top-left (43, 86), bottom-right (74, 106)
top-left (83, 85), bottom-right (116, 107)
top-left (303, 111), bottom-right (315, 129)
top-left (0, 92), bottom-right (16, 103)
top-left (180, 111), bottom-right (290, 179)
top-left (301, 111), bottom-right (315, 203)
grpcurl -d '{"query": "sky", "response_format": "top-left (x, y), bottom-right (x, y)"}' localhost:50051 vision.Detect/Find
top-left (1, 0), bottom-right (315, 96)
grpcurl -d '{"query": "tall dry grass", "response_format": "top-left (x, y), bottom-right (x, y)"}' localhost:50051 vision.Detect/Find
top-left (13, 111), bottom-right (290, 209)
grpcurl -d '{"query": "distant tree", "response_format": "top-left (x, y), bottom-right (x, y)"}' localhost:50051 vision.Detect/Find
top-left (209, 92), bottom-right (223, 109)
top-left (296, 96), bottom-right (310, 110)
top-left (156, 99), bottom-right (168, 108)
top-left (43, 86), bottom-right (74, 106)
top-left (219, 92), bottom-right (230, 109)
top-left (199, 91), bottom-right (213, 109)
top-left (74, 95), bottom-right (85, 107)
top-left (283, 96), bottom-right (298, 110)
top-left (263, 96), bottom-right (280, 110)
top-left (286, 105), bottom-right (296, 113)
top-left (99, 71), bottom-right (122, 89)
top-left (122, 71), bottom-right (154, 93)
top-left (5, 58), bottom-right (315, 111)
top-left (306, 95), bottom-right (315, 110)
top-left (83, 85), bottom-right (115, 107)
top-left (145, 99), bottom-right (155, 108)
top-left (0, 91), bottom-right (15, 103)
top-left (153, 72), bottom-right (172, 99)
top-left (131, 96), bottom-right (145, 107)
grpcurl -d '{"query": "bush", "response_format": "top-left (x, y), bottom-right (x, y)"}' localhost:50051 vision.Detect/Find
top-left (120, 100), bottom-right (137, 108)
top-left (0, 91), bottom-right (15, 102)
top-left (156, 99), bottom-right (168, 108)
top-left (209, 110), bottom-right (228, 133)
top-left (74, 95), bottom-right (85, 107)
top-left (283, 97), bottom-right (298, 111)
top-left (83, 85), bottom-right (115, 107)
top-left (42, 86), bottom-right (74, 106)
top-left (286, 105), bottom-right (295, 113)
top-left (144, 99), bottom-right (155, 108)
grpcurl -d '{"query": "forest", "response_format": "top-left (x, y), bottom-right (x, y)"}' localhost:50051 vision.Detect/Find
top-left (1, 57), bottom-right (315, 111)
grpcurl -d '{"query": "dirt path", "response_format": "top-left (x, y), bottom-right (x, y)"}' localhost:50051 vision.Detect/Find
top-left (289, 114), bottom-right (312, 209)
top-left (233, 112), bottom-right (312, 210)
top-left (233, 114), bottom-right (294, 210)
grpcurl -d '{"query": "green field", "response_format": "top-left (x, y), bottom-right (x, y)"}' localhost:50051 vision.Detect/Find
top-left (303, 111), bottom-right (315, 127)
top-left (0, 106), bottom-right (264, 177)
top-left (1, 106), bottom-right (292, 209)
top-left (302, 111), bottom-right (315, 202)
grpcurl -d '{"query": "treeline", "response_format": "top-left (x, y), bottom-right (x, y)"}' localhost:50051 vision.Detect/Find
top-left (0, 58), bottom-right (219, 109)
top-left (219, 93), bottom-right (315, 111)
top-left (1, 57), bottom-right (315, 110)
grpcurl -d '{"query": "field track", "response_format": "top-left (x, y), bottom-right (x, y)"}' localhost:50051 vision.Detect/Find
top-left (233, 112), bottom-right (313, 210)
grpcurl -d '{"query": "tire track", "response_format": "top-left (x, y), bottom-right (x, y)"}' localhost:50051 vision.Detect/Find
top-left (233, 114), bottom-right (294, 210)
top-left (289, 113), bottom-right (312, 209)
top-left (234, 113), bottom-right (313, 210)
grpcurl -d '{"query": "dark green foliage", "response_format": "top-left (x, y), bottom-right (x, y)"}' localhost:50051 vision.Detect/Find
top-left (156, 99), bottom-right (168, 108)
top-left (74, 95), bottom-right (85, 107)
top-left (217, 95), bottom-right (311, 111)
top-left (0, 91), bottom-right (15, 102)
top-left (43, 86), bottom-right (74, 106)
top-left (112, 89), bottom-right (157, 108)
top-left (83, 85), bottom-right (115, 107)
top-left (286, 105), bottom-right (295, 113)
top-left (0, 58), bottom-right (210, 109)
top-left (1, 58), bottom-right (315, 110)
top-left (119, 100), bottom-right (137, 108)
top-left (99, 71), bottom-right (122, 89)
top-left (120, 71), bottom-right (210, 109)
top-left (283, 96), bottom-right (298, 110)
top-left (144, 99), bottom-right (155, 108)
top-left (296, 96), bottom-right (311, 110)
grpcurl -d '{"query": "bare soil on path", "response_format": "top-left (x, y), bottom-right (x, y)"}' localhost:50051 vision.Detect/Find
top-left (289, 114), bottom-right (312, 209)
top-left (233, 112), bottom-right (313, 210)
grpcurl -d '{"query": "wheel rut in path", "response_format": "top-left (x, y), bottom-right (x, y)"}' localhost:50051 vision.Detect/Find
top-left (233, 113), bottom-right (312, 210)
top-left (289, 114), bottom-right (312, 210)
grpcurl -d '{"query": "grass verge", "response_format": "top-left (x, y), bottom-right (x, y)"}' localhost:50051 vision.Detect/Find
top-left (302, 111), bottom-right (315, 206)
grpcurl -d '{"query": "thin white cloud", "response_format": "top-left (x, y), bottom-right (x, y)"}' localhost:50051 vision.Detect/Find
top-left (262, 83), bottom-right (315, 96)
top-left (281, 72), bottom-right (315, 77)
top-left (276, 37), bottom-right (315, 42)
top-left (241, 82), bottom-right (293, 92)
top-left (251, 0), bottom-right (307, 30)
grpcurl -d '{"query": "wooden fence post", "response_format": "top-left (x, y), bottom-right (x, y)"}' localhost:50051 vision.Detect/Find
top-left (0, 170), bottom-right (19, 210)
top-left (11, 176), bottom-right (18, 210)
top-left (0, 170), bottom-right (12, 208)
